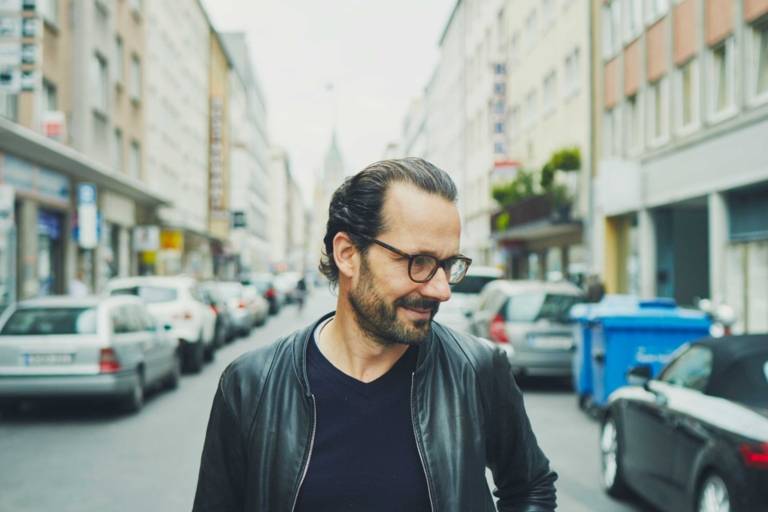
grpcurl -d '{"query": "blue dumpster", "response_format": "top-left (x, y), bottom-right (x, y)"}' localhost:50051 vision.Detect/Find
top-left (570, 295), bottom-right (640, 408)
top-left (589, 298), bottom-right (711, 408)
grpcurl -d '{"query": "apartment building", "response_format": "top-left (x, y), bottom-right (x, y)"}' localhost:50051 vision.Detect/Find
top-left (594, 0), bottom-right (768, 332)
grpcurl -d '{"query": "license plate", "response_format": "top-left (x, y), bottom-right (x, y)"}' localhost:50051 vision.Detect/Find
top-left (529, 336), bottom-right (573, 350)
top-left (24, 353), bottom-right (74, 366)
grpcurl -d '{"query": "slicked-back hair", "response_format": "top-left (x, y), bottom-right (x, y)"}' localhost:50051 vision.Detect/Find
top-left (318, 158), bottom-right (457, 287)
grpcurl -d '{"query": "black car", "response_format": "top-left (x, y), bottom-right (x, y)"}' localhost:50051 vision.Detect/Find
top-left (599, 334), bottom-right (768, 512)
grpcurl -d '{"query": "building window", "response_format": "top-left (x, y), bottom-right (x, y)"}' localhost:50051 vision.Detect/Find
top-left (39, 0), bottom-right (58, 25)
top-left (91, 52), bottom-right (108, 114)
top-left (624, 0), bottom-right (643, 42)
top-left (508, 105), bottom-right (520, 141)
top-left (130, 54), bottom-right (141, 102)
top-left (625, 94), bottom-right (642, 152)
top-left (564, 47), bottom-right (581, 97)
top-left (603, 1), bottom-right (623, 58)
top-left (541, 0), bottom-right (556, 30)
top-left (115, 36), bottom-right (124, 85)
top-left (524, 90), bottom-right (538, 127)
top-left (43, 79), bottom-right (57, 111)
top-left (542, 70), bottom-right (557, 115)
top-left (748, 20), bottom-right (768, 104)
top-left (113, 128), bottom-right (123, 172)
top-left (674, 58), bottom-right (700, 132)
top-left (525, 9), bottom-right (538, 51)
top-left (708, 37), bottom-right (736, 119)
top-left (129, 140), bottom-right (141, 179)
top-left (647, 77), bottom-right (669, 145)
top-left (603, 108), bottom-right (617, 157)
top-left (645, 0), bottom-right (668, 25)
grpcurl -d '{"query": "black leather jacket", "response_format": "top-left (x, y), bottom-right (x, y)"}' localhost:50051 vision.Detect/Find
top-left (193, 312), bottom-right (557, 511)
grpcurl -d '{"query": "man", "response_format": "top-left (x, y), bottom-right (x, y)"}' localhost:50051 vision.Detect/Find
top-left (193, 158), bottom-right (557, 511)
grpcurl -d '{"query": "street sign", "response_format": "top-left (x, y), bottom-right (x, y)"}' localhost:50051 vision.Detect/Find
top-left (77, 183), bottom-right (98, 249)
top-left (133, 225), bottom-right (160, 251)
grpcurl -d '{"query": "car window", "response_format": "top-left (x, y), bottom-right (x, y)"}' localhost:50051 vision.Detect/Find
top-left (450, 275), bottom-right (499, 294)
top-left (112, 305), bottom-right (143, 334)
top-left (709, 353), bottom-right (768, 408)
top-left (505, 293), bottom-right (582, 323)
top-left (658, 345), bottom-right (713, 392)
top-left (216, 283), bottom-right (243, 300)
top-left (135, 305), bottom-right (157, 331)
top-left (0, 307), bottom-right (98, 335)
top-left (111, 285), bottom-right (178, 303)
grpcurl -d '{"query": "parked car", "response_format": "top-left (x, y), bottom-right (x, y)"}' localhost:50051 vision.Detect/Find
top-left (469, 280), bottom-right (584, 377)
top-left (245, 273), bottom-right (282, 315)
top-left (0, 295), bottom-right (181, 413)
top-left (600, 334), bottom-right (768, 512)
top-left (275, 272), bottom-right (302, 304)
top-left (106, 276), bottom-right (216, 373)
top-left (199, 282), bottom-right (236, 345)
top-left (210, 281), bottom-right (255, 337)
top-left (434, 265), bottom-right (503, 333)
top-left (241, 284), bottom-right (269, 327)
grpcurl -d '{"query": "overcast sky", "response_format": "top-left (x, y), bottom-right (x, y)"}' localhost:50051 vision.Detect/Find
top-left (203, 0), bottom-right (454, 203)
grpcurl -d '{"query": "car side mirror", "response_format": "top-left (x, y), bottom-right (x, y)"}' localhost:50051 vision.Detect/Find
top-left (163, 323), bottom-right (173, 332)
top-left (464, 309), bottom-right (474, 319)
top-left (627, 364), bottom-right (652, 388)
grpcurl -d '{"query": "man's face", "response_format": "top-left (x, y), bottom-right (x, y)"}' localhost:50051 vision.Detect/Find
top-left (347, 182), bottom-right (461, 347)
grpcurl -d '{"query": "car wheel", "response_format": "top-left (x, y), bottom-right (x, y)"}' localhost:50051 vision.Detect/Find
top-left (185, 342), bottom-right (204, 373)
top-left (166, 351), bottom-right (181, 390)
top-left (122, 370), bottom-right (144, 413)
top-left (697, 473), bottom-right (732, 512)
top-left (600, 415), bottom-right (630, 498)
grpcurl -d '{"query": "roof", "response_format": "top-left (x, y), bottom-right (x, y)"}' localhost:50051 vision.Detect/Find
top-left (486, 279), bottom-right (583, 296)
top-left (693, 334), bottom-right (768, 366)
top-left (15, 295), bottom-right (137, 308)
top-left (466, 266), bottom-right (503, 278)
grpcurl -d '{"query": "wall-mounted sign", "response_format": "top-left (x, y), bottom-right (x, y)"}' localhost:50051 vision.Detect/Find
top-left (231, 210), bottom-right (246, 228)
top-left (160, 229), bottom-right (183, 251)
top-left (133, 225), bottom-right (160, 251)
top-left (491, 61), bottom-right (507, 158)
top-left (77, 183), bottom-right (98, 249)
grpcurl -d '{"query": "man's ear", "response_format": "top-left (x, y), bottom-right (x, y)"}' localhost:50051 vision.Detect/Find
top-left (333, 232), bottom-right (359, 279)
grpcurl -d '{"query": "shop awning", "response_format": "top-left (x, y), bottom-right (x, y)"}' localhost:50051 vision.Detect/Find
top-left (0, 117), bottom-right (170, 206)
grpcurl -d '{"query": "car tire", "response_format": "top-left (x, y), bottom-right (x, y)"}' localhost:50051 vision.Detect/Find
top-left (203, 336), bottom-right (215, 362)
top-left (696, 472), bottom-right (733, 512)
top-left (122, 370), bottom-right (144, 413)
top-left (185, 342), bottom-right (204, 374)
top-left (165, 351), bottom-right (181, 390)
top-left (600, 415), bottom-right (630, 498)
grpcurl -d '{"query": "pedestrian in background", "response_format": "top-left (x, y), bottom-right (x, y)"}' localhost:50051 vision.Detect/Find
top-left (193, 158), bottom-right (557, 511)
top-left (68, 270), bottom-right (89, 298)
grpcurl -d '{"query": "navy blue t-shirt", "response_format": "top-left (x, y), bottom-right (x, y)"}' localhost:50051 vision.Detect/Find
top-left (293, 324), bottom-right (431, 511)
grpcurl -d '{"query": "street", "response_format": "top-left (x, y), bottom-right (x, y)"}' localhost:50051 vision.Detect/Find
top-left (0, 288), bottom-right (645, 512)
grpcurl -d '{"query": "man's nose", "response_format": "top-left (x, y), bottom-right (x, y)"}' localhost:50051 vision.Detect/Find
top-left (420, 267), bottom-right (452, 302)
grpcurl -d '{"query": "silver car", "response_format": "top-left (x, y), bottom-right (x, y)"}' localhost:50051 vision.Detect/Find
top-left (0, 295), bottom-right (181, 413)
top-left (434, 266), bottom-right (503, 333)
top-left (469, 280), bottom-right (584, 377)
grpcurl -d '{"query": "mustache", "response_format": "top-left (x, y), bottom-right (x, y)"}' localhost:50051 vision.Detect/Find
top-left (395, 296), bottom-right (440, 314)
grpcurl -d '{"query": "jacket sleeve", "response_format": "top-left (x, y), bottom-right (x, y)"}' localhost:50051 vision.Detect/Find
top-left (485, 348), bottom-right (558, 512)
top-left (192, 375), bottom-right (247, 512)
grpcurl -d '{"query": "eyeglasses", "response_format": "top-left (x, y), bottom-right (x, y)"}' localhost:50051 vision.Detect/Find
top-left (354, 234), bottom-right (472, 285)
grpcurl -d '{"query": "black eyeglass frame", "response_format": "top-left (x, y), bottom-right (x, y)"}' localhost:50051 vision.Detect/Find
top-left (353, 233), bottom-right (473, 284)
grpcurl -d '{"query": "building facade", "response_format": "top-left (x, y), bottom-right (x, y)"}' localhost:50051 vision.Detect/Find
top-left (594, 0), bottom-right (768, 333)
top-left (268, 147), bottom-right (290, 271)
top-left (0, 0), bottom-right (164, 303)
top-left (221, 32), bottom-right (271, 274)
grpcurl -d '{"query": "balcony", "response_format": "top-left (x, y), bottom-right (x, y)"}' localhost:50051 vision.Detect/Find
top-left (490, 193), bottom-right (580, 242)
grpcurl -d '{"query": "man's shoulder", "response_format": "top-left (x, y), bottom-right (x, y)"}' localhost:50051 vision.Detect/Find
top-left (217, 330), bottom-right (303, 410)
top-left (432, 322), bottom-right (505, 374)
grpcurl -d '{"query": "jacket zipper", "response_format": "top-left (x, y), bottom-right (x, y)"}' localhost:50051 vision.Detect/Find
top-left (411, 372), bottom-right (435, 512)
top-left (291, 394), bottom-right (317, 512)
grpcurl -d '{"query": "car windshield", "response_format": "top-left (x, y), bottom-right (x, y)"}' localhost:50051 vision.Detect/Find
top-left (0, 307), bottom-right (98, 335)
top-left (111, 286), bottom-right (178, 303)
top-left (450, 275), bottom-right (499, 294)
top-left (505, 293), bottom-right (582, 323)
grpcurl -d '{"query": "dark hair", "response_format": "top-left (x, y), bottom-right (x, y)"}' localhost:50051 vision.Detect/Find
top-left (318, 158), bottom-right (457, 286)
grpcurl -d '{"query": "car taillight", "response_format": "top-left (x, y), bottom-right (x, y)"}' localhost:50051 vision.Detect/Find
top-left (238, 300), bottom-right (248, 309)
top-left (740, 442), bottom-right (768, 469)
top-left (99, 348), bottom-right (121, 373)
top-left (489, 313), bottom-right (509, 343)
top-left (210, 305), bottom-right (218, 314)
top-left (173, 310), bottom-right (193, 320)
top-left (265, 288), bottom-right (275, 299)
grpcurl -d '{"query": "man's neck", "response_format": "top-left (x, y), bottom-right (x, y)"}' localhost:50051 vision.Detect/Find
top-left (317, 308), bottom-right (410, 384)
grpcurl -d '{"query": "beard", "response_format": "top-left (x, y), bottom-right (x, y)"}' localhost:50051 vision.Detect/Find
top-left (348, 257), bottom-right (440, 347)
